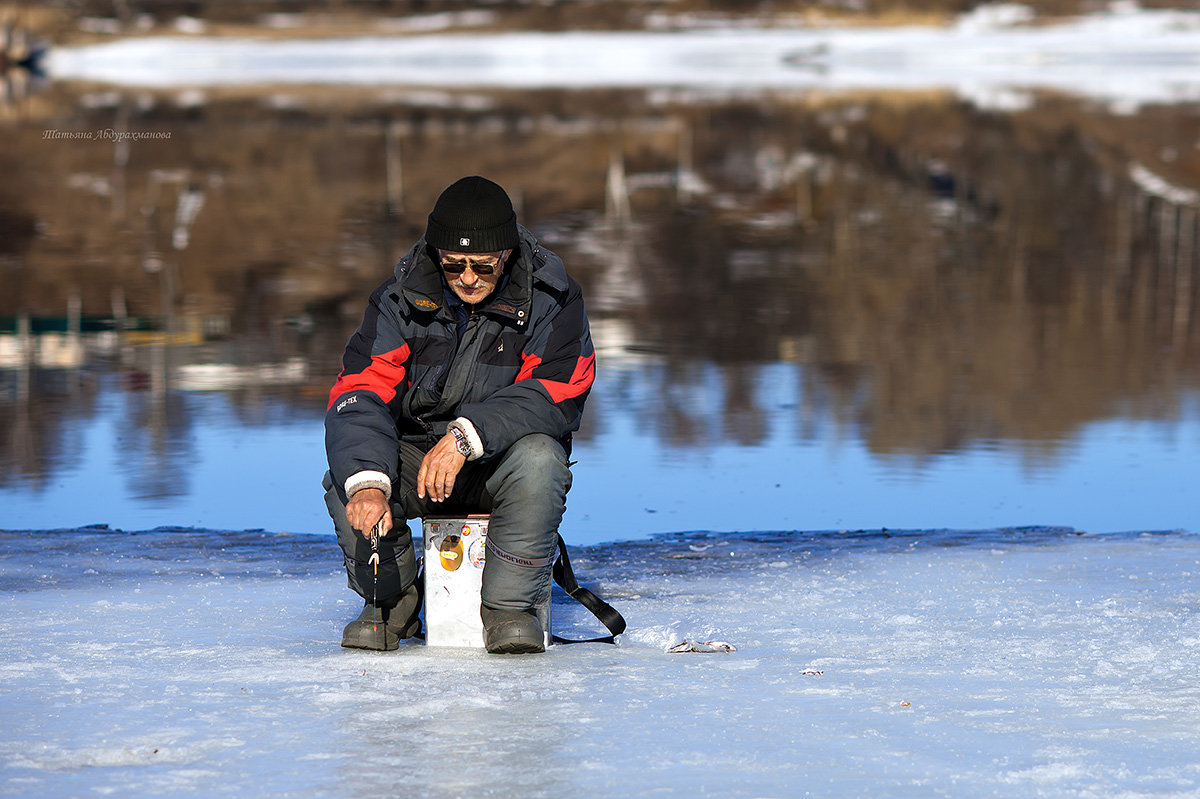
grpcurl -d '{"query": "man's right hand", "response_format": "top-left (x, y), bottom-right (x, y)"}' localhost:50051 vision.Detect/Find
top-left (346, 487), bottom-right (393, 538)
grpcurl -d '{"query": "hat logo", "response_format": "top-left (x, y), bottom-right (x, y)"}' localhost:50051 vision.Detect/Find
top-left (459, 237), bottom-right (470, 247)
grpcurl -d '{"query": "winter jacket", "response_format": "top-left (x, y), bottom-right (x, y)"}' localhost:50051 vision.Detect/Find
top-left (325, 226), bottom-right (595, 500)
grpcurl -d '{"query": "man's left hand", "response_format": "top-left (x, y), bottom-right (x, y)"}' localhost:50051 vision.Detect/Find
top-left (417, 433), bottom-right (467, 503)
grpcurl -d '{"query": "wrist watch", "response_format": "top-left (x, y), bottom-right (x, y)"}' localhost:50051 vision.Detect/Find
top-left (449, 426), bottom-right (472, 457)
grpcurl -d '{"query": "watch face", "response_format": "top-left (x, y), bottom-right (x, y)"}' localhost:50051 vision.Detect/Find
top-left (456, 439), bottom-right (472, 456)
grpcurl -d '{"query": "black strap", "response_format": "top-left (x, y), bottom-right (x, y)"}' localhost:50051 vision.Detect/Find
top-left (550, 534), bottom-right (626, 645)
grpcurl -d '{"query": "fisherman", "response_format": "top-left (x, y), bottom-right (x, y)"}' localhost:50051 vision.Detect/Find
top-left (322, 175), bottom-right (595, 655)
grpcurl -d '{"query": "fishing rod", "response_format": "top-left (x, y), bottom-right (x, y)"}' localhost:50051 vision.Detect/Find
top-left (369, 518), bottom-right (384, 643)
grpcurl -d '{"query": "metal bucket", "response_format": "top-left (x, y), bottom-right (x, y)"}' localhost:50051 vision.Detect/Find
top-left (422, 515), bottom-right (551, 648)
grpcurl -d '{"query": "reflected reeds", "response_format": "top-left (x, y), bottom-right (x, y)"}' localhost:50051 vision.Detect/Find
top-left (1, 84), bottom-right (1199, 490)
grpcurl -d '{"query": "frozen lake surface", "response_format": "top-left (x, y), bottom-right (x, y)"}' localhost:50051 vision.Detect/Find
top-left (45, 6), bottom-right (1200, 109)
top-left (2, 526), bottom-right (1199, 797)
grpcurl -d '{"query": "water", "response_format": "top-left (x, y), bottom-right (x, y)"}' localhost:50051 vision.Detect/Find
top-left (4, 10), bottom-right (1200, 542)
top-left (4, 359), bottom-right (1200, 541)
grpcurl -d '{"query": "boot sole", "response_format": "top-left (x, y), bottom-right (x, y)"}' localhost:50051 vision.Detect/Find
top-left (340, 618), bottom-right (419, 650)
top-left (487, 640), bottom-right (545, 655)
top-left (485, 625), bottom-right (546, 655)
top-left (341, 633), bottom-right (398, 651)
top-left (341, 621), bottom-right (398, 651)
top-left (342, 640), bottom-right (397, 651)
top-left (481, 610), bottom-right (545, 655)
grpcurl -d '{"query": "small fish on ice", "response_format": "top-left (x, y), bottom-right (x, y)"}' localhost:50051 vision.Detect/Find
top-left (668, 640), bottom-right (737, 653)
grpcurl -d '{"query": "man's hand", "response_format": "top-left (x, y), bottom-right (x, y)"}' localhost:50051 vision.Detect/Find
top-left (417, 433), bottom-right (467, 503)
top-left (346, 487), bottom-right (392, 538)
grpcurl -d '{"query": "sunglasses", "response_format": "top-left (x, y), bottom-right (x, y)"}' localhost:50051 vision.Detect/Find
top-left (440, 256), bottom-right (504, 276)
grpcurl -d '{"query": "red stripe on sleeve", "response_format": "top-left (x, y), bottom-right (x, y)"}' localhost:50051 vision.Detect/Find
top-left (327, 343), bottom-right (411, 409)
top-left (527, 352), bottom-right (595, 404)
top-left (515, 353), bottom-right (542, 383)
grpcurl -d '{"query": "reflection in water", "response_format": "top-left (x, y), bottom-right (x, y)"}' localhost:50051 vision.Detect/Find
top-left (120, 374), bottom-right (193, 501)
top-left (1, 77), bottom-right (1198, 532)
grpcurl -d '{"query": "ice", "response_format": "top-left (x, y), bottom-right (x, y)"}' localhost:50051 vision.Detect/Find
top-left (2, 527), bottom-right (1199, 796)
top-left (43, 9), bottom-right (1200, 110)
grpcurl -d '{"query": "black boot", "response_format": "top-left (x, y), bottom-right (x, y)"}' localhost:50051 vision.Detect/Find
top-left (481, 605), bottom-right (545, 655)
top-left (342, 584), bottom-right (421, 651)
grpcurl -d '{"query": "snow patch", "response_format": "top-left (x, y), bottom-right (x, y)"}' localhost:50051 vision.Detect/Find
top-left (956, 3), bottom-right (1036, 32)
top-left (172, 17), bottom-right (207, 35)
top-left (1130, 163), bottom-right (1200, 206)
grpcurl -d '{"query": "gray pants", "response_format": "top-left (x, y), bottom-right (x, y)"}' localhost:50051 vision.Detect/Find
top-left (323, 433), bottom-right (572, 612)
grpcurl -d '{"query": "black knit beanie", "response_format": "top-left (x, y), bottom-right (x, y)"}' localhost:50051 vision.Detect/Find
top-left (425, 176), bottom-right (519, 253)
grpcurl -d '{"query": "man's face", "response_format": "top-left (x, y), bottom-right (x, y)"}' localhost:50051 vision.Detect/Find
top-left (438, 249), bottom-right (509, 306)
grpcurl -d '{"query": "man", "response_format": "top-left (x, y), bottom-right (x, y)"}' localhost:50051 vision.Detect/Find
top-left (322, 175), bottom-right (595, 655)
